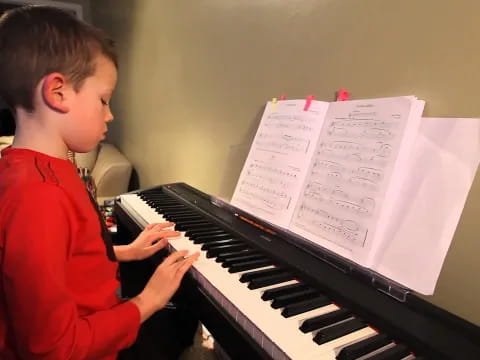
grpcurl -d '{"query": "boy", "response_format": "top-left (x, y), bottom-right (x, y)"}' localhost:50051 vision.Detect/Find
top-left (0, 6), bottom-right (199, 359)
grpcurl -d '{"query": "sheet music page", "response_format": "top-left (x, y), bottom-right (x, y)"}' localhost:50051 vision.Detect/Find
top-left (375, 117), bottom-right (480, 294)
top-left (290, 96), bottom-right (423, 265)
top-left (231, 99), bottom-right (329, 227)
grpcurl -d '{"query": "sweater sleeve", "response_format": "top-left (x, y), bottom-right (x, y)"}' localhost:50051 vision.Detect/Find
top-left (2, 184), bottom-right (140, 359)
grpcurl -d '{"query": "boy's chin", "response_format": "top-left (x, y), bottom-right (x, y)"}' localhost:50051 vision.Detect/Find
top-left (69, 142), bottom-right (100, 154)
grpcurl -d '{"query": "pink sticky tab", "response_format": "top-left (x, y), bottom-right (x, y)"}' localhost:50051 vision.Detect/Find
top-left (336, 88), bottom-right (350, 101)
top-left (279, 94), bottom-right (287, 100)
top-left (303, 95), bottom-right (314, 111)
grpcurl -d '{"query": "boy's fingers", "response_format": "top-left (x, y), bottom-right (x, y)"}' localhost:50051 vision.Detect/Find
top-left (149, 238), bottom-right (167, 250)
top-left (176, 252), bottom-right (200, 275)
top-left (145, 223), bottom-right (157, 231)
top-left (145, 231), bottom-right (178, 244)
top-left (157, 230), bottom-right (180, 238)
top-left (162, 250), bottom-right (189, 266)
top-left (153, 222), bottom-right (174, 230)
top-left (145, 222), bottom-right (174, 231)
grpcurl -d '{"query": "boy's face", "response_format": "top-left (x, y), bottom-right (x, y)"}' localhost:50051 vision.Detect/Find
top-left (61, 55), bottom-right (117, 153)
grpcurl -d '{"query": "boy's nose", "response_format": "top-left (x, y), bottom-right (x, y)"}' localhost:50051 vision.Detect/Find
top-left (105, 108), bottom-right (114, 122)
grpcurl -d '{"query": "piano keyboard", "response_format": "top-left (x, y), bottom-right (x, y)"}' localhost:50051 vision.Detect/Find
top-left (119, 189), bottom-right (424, 360)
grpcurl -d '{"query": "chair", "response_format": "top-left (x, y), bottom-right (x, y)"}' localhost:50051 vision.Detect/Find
top-left (75, 143), bottom-right (133, 204)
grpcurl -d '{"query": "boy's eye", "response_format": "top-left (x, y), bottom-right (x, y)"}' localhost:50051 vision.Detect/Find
top-left (100, 98), bottom-right (109, 106)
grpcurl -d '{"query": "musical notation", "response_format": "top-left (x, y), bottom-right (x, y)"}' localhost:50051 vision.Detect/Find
top-left (295, 203), bottom-right (366, 245)
top-left (255, 139), bottom-right (307, 154)
top-left (231, 99), bottom-right (329, 226)
top-left (263, 123), bottom-right (313, 132)
top-left (235, 162), bottom-right (299, 215)
top-left (312, 160), bottom-right (384, 183)
top-left (248, 163), bottom-right (298, 179)
top-left (318, 141), bottom-right (392, 157)
top-left (255, 123), bottom-right (312, 155)
top-left (292, 99), bottom-right (411, 251)
top-left (239, 180), bottom-right (288, 199)
top-left (302, 187), bottom-right (373, 216)
top-left (303, 183), bottom-right (376, 211)
top-left (237, 188), bottom-right (288, 211)
top-left (326, 111), bottom-right (398, 140)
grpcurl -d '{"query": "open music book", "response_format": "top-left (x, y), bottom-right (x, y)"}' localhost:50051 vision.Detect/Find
top-left (231, 96), bottom-right (480, 294)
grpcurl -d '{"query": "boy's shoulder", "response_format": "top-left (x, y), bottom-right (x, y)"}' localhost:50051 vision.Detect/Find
top-left (1, 151), bottom-right (60, 185)
top-left (0, 149), bottom-right (77, 205)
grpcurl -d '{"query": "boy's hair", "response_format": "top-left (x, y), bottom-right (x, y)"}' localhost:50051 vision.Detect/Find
top-left (0, 6), bottom-right (117, 112)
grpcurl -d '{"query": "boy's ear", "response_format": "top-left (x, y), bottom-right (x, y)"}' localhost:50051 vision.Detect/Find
top-left (41, 73), bottom-right (71, 113)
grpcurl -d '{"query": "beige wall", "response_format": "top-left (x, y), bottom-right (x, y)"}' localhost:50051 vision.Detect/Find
top-left (92, 0), bottom-right (480, 326)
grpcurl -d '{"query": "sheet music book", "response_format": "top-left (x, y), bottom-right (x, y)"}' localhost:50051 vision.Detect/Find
top-left (231, 97), bottom-right (480, 294)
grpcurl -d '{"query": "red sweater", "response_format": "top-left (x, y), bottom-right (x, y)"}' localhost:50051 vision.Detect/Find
top-left (0, 148), bottom-right (140, 359)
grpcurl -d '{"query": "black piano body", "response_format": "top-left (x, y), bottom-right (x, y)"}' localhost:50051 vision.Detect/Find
top-left (114, 183), bottom-right (480, 360)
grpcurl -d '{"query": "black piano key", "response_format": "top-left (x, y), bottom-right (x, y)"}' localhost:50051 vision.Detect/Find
top-left (176, 223), bottom-right (215, 232)
top-left (149, 199), bottom-right (179, 205)
top-left (168, 216), bottom-right (205, 223)
top-left (165, 213), bottom-right (199, 221)
top-left (239, 267), bottom-right (285, 283)
top-left (195, 234), bottom-right (235, 244)
top-left (194, 235), bottom-right (233, 244)
top-left (164, 209), bottom-right (197, 214)
top-left (362, 343), bottom-right (410, 360)
top-left (142, 195), bottom-right (175, 201)
top-left (261, 282), bottom-right (308, 301)
top-left (143, 195), bottom-right (173, 200)
top-left (281, 295), bottom-right (331, 318)
top-left (153, 205), bottom-right (187, 212)
top-left (142, 195), bottom-right (171, 200)
top-left (271, 288), bottom-right (319, 309)
top-left (150, 201), bottom-right (184, 206)
top-left (145, 194), bottom-right (176, 199)
top-left (166, 215), bottom-right (203, 222)
top-left (300, 308), bottom-right (352, 333)
top-left (161, 209), bottom-right (196, 214)
top-left (201, 239), bottom-right (243, 251)
top-left (227, 258), bottom-right (273, 273)
top-left (221, 253), bottom-right (266, 266)
top-left (173, 219), bottom-right (210, 225)
top-left (313, 318), bottom-right (366, 345)
top-left (336, 333), bottom-right (390, 360)
top-left (206, 244), bottom-right (249, 258)
top-left (248, 272), bottom-right (295, 290)
top-left (215, 249), bottom-right (259, 262)
top-left (174, 220), bottom-right (211, 229)
top-left (187, 229), bottom-right (225, 238)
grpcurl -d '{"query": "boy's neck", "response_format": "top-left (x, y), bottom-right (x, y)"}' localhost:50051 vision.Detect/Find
top-left (12, 109), bottom-right (69, 160)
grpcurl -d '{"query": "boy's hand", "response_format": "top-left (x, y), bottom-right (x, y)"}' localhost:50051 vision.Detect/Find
top-left (115, 222), bottom-right (180, 261)
top-left (129, 250), bottom-right (200, 322)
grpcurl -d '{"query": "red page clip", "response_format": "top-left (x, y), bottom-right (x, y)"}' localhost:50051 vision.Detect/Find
top-left (336, 88), bottom-right (350, 101)
top-left (304, 95), bottom-right (314, 111)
